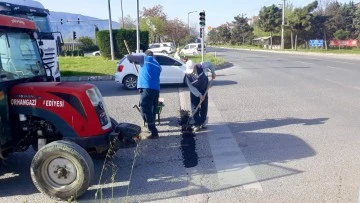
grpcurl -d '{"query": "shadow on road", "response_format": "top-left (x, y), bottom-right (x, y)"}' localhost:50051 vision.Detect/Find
top-left (215, 62), bottom-right (234, 70)
top-left (0, 117), bottom-right (327, 202)
top-left (79, 117), bottom-right (324, 202)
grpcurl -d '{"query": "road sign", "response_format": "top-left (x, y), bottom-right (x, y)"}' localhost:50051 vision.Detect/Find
top-left (309, 40), bottom-right (324, 47)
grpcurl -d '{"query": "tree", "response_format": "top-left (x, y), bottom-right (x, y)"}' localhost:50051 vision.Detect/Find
top-left (340, 2), bottom-right (357, 38)
top-left (121, 15), bottom-right (136, 29)
top-left (333, 29), bottom-right (349, 40)
top-left (140, 16), bottom-right (166, 43)
top-left (354, 6), bottom-right (360, 39)
top-left (217, 24), bottom-right (231, 43)
top-left (142, 4), bottom-right (167, 20)
top-left (207, 28), bottom-right (221, 44)
top-left (141, 5), bottom-right (167, 43)
top-left (78, 36), bottom-right (98, 52)
top-left (287, 1), bottom-right (318, 50)
top-left (257, 4), bottom-right (282, 49)
top-left (231, 15), bottom-right (254, 45)
top-left (165, 18), bottom-right (188, 46)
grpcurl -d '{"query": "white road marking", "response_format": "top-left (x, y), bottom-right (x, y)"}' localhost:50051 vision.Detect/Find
top-left (88, 181), bottom-right (129, 190)
top-left (179, 87), bottom-right (262, 191)
top-left (207, 99), bottom-right (263, 191)
top-left (324, 79), bottom-right (360, 90)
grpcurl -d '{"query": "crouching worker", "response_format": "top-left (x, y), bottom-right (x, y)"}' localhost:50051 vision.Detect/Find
top-left (127, 50), bottom-right (162, 139)
top-left (185, 60), bottom-right (216, 132)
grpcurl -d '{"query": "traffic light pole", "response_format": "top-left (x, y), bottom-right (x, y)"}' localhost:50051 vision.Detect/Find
top-left (201, 27), bottom-right (204, 62)
top-left (199, 11), bottom-right (206, 62)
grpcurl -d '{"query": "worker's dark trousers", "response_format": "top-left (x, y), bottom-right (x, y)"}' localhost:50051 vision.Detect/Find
top-left (139, 88), bottom-right (159, 135)
top-left (190, 93), bottom-right (208, 126)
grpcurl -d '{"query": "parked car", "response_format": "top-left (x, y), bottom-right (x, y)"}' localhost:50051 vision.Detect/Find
top-left (180, 43), bottom-right (206, 55)
top-left (92, 50), bottom-right (100, 56)
top-left (148, 42), bottom-right (175, 54)
top-left (114, 53), bottom-right (187, 90)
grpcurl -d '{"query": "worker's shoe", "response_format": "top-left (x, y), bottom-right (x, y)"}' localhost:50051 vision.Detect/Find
top-left (146, 134), bottom-right (159, 139)
top-left (200, 123), bottom-right (207, 129)
top-left (192, 125), bottom-right (201, 132)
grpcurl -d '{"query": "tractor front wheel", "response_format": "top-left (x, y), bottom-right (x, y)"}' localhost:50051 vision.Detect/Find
top-left (30, 140), bottom-right (94, 201)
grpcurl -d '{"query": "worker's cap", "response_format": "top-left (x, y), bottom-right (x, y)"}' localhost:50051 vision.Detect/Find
top-left (144, 50), bottom-right (153, 56)
top-left (185, 60), bottom-right (195, 74)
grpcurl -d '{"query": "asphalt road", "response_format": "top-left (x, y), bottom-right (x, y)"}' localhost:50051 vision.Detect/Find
top-left (1, 48), bottom-right (360, 202)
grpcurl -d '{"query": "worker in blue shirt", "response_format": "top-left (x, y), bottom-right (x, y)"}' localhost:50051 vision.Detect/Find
top-left (127, 50), bottom-right (162, 139)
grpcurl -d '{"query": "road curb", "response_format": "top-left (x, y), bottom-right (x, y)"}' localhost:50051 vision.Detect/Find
top-left (61, 75), bottom-right (114, 82)
top-left (215, 46), bottom-right (360, 60)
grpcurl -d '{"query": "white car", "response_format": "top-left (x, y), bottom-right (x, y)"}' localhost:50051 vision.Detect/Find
top-left (148, 42), bottom-right (175, 54)
top-left (180, 43), bottom-right (206, 55)
top-left (114, 53), bottom-right (187, 90)
top-left (92, 51), bottom-right (100, 56)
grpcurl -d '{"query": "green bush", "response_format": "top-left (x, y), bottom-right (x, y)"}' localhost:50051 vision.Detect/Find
top-left (78, 36), bottom-right (99, 52)
top-left (96, 29), bottom-right (149, 59)
top-left (72, 50), bottom-right (79, 57)
top-left (66, 50), bottom-right (72, 56)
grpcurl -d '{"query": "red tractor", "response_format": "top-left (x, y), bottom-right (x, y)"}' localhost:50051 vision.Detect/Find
top-left (0, 15), bottom-right (140, 200)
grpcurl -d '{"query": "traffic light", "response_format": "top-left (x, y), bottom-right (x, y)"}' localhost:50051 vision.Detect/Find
top-left (199, 11), bottom-right (205, 27)
top-left (73, 31), bottom-right (77, 40)
top-left (200, 28), bottom-right (203, 38)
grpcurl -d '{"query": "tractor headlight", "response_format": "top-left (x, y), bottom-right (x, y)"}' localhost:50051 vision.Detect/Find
top-left (86, 87), bottom-right (111, 129)
top-left (86, 88), bottom-right (101, 105)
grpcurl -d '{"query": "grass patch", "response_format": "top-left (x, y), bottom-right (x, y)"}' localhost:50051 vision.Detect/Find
top-left (211, 44), bottom-right (360, 54)
top-left (172, 53), bottom-right (225, 66)
top-left (283, 48), bottom-right (360, 54)
top-left (60, 54), bottom-right (226, 77)
top-left (59, 56), bottom-right (117, 76)
top-left (187, 53), bottom-right (225, 65)
top-left (211, 44), bottom-right (262, 50)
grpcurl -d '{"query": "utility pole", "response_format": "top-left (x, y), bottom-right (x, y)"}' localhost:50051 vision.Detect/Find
top-left (188, 11), bottom-right (197, 36)
top-left (281, 0), bottom-right (285, 50)
top-left (107, 0), bottom-right (115, 60)
top-left (136, 0), bottom-right (140, 53)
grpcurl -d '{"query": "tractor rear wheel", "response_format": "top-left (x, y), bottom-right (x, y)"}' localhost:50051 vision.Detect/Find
top-left (30, 140), bottom-right (94, 201)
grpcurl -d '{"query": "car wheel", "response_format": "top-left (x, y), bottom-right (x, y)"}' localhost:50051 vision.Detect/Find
top-left (30, 141), bottom-right (94, 200)
top-left (161, 50), bottom-right (168, 54)
top-left (95, 53), bottom-right (100, 56)
top-left (123, 75), bottom-right (137, 90)
top-left (183, 77), bottom-right (188, 87)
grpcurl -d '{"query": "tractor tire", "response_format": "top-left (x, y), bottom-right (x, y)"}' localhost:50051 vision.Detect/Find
top-left (30, 140), bottom-right (94, 201)
top-left (123, 75), bottom-right (137, 90)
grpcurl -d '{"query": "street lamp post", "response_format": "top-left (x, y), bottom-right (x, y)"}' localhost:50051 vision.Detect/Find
top-left (281, 0), bottom-right (285, 50)
top-left (188, 11), bottom-right (197, 35)
top-left (107, 0), bottom-right (115, 60)
top-left (136, 0), bottom-right (140, 53)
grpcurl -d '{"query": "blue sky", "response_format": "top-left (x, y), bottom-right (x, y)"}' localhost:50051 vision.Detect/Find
top-left (37, 0), bottom-right (355, 28)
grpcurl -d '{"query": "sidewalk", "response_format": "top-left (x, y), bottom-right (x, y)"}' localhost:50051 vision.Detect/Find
top-left (216, 46), bottom-right (360, 60)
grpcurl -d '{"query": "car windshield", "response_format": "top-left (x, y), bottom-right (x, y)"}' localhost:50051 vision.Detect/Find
top-left (0, 30), bottom-right (45, 80)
